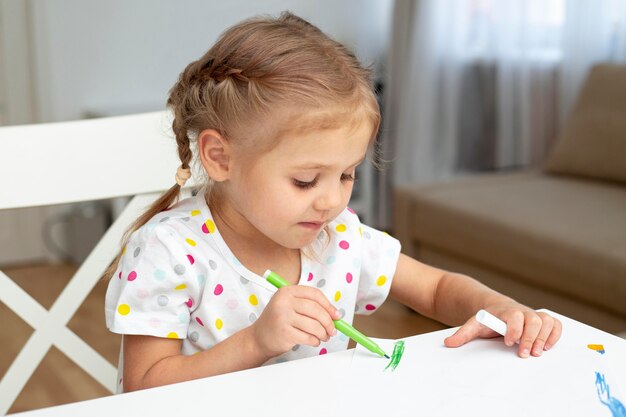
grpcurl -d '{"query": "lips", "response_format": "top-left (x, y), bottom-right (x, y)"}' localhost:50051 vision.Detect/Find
top-left (299, 221), bottom-right (324, 230)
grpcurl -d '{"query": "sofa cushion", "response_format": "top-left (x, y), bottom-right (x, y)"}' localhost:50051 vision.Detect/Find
top-left (545, 64), bottom-right (626, 183)
top-left (398, 171), bottom-right (626, 316)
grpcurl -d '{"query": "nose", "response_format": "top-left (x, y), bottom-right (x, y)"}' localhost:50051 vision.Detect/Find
top-left (314, 181), bottom-right (344, 212)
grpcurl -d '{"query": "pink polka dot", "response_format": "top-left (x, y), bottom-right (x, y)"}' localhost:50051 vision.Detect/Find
top-left (346, 272), bottom-right (353, 283)
top-left (195, 317), bottom-right (204, 326)
top-left (118, 271), bottom-right (122, 279)
top-left (226, 299), bottom-right (239, 309)
top-left (136, 288), bottom-right (149, 299)
top-left (365, 304), bottom-right (377, 311)
top-left (187, 254), bottom-right (195, 265)
top-left (319, 348), bottom-right (328, 355)
top-left (339, 240), bottom-right (350, 250)
top-left (307, 272), bottom-right (314, 281)
top-left (347, 207), bottom-right (356, 214)
top-left (127, 271), bottom-right (137, 281)
top-left (186, 298), bottom-right (193, 308)
top-left (214, 284), bottom-right (224, 296)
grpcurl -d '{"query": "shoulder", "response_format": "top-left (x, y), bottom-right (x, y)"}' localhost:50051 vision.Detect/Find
top-left (127, 194), bottom-right (211, 252)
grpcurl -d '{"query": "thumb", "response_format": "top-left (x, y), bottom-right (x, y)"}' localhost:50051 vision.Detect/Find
top-left (444, 318), bottom-right (483, 348)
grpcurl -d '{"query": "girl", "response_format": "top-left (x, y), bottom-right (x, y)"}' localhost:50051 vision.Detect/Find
top-left (105, 12), bottom-right (561, 393)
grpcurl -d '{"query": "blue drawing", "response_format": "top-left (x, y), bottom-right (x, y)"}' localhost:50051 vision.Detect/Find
top-left (596, 372), bottom-right (626, 417)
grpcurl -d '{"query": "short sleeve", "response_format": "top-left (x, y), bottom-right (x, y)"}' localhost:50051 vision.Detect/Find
top-left (356, 224), bottom-right (401, 315)
top-left (105, 223), bottom-right (203, 339)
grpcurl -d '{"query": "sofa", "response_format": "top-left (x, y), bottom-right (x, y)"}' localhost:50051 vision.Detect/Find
top-left (393, 64), bottom-right (626, 334)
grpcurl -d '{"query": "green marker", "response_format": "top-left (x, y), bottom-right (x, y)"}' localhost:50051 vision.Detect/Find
top-left (263, 270), bottom-right (389, 359)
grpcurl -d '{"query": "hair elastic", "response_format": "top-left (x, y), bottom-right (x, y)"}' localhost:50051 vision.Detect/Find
top-left (175, 166), bottom-right (191, 187)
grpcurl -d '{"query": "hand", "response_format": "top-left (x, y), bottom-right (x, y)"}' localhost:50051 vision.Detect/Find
top-left (251, 285), bottom-right (340, 359)
top-left (443, 304), bottom-right (562, 358)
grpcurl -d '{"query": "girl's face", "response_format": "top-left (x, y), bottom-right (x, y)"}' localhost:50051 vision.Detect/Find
top-left (221, 117), bottom-right (373, 250)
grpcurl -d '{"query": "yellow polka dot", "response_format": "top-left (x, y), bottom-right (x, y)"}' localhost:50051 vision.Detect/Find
top-left (249, 294), bottom-right (258, 306)
top-left (215, 318), bottom-right (223, 330)
top-left (334, 291), bottom-right (341, 302)
top-left (204, 219), bottom-right (216, 233)
top-left (167, 332), bottom-right (178, 339)
top-left (175, 284), bottom-right (187, 290)
top-left (117, 304), bottom-right (130, 315)
top-left (185, 238), bottom-right (197, 246)
top-left (376, 275), bottom-right (387, 286)
top-left (191, 210), bottom-right (201, 216)
top-left (383, 231), bottom-right (390, 236)
top-left (122, 246), bottom-right (127, 255)
top-left (335, 224), bottom-right (347, 232)
top-left (359, 227), bottom-right (362, 236)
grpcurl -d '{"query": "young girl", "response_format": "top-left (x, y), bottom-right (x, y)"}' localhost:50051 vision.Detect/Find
top-left (105, 12), bottom-right (561, 392)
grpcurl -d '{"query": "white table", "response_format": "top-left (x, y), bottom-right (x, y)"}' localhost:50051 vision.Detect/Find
top-left (10, 311), bottom-right (626, 417)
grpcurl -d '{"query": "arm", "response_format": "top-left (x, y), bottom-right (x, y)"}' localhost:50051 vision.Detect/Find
top-left (390, 253), bottom-right (562, 358)
top-left (123, 285), bottom-right (340, 392)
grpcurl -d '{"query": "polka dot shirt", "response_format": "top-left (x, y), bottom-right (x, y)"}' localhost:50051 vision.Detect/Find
top-left (105, 193), bottom-right (401, 389)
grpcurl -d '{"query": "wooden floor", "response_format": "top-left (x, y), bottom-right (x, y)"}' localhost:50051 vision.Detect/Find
top-left (0, 263), bottom-right (446, 414)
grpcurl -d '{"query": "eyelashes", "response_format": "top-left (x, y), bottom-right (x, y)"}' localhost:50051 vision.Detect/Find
top-left (292, 173), bottom-right (355, 190)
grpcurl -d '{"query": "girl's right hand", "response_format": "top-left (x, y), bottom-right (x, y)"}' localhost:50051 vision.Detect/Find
top-left (251, 286), bottom-right (340, 358)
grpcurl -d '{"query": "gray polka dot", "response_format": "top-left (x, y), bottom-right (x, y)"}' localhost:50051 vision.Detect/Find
top-left (249, 313), bottom-right (257, 323)
top-left (240, 276), bottom-right (249, 285)
top-left (159, 216), bottom-right (170, 223)
top-left (363, 231), bottom-right (371, 239)
top-left (292, 344), bottom-right (300, 352)
top-left (189, 331), bottom-right (199, 342)
top-left (181, 217), bottom-right (190, 222)
top-left (337, 308), bottom-right (346, 319)
top-left (174, 264), bottom-right (186, 275)
top-left (209, 260), bottom-right (218, 270)
top-left (157, 295), bottom-right (169, 306)
top-left (316, 279), bottom-right (326, 288)
top-left (355, 304), bottom-right (361, 312)
top-left (133, 247), bottom-right (141, 257)
top-left (275, 357), bottom-right (287, 364)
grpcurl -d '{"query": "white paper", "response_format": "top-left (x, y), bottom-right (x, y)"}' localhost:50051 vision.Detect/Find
top-left (341, 324), bottom-right (625, 416)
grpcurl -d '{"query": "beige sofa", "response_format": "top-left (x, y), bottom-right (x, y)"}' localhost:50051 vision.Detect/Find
top-left (393, 64), bottom-right (626, 334)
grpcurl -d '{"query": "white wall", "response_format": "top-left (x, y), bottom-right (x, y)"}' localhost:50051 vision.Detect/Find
top-left (29, 0), bottom-right (393, 122)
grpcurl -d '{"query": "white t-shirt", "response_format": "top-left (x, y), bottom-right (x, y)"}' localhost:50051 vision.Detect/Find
top-left (105, 192), bottom-right (401, 384)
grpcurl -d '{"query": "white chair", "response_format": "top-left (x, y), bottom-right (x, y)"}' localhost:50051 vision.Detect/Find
top-left (0, 111), bottom-right (193, 414)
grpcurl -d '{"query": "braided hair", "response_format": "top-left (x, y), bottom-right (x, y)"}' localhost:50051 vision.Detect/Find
top-left (104, 12), bottom-right (380, 279)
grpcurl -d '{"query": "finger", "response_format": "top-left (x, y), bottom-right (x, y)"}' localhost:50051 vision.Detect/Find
top-left (517, 312), bottom-right (542, 358)
top-left (294, 298), bottom-right (337, 339)
top-left (504, 310), bottom-right (524, 347)
top-left (291, 286), bottom-right (340, 319)
top-left (291, 314), bottom-right (329, 344)
top-left (544, 316), bottom-right (562, 350)
top-left (530, 314), bottom-right (554, 356)
top-left (287, 326), bottom-right (322, 348)
top-left (444, 318), bottom-right (484, 348)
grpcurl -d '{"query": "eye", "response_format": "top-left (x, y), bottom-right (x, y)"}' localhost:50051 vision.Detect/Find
top-left (293, 177), bottom-right (318, 189)
top-left (341, 172), bottom-right (355, 182)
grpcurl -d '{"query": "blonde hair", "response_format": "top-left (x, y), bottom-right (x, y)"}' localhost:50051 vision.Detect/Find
top-left (104, 11), bottom-right (380, 279)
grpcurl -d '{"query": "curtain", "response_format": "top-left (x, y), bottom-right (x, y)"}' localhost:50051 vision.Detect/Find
top-left (382, 0), bottom-right (626, 196)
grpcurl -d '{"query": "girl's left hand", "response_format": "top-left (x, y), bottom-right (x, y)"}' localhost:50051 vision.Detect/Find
top-left (443, 305), bottom-right (562, 358)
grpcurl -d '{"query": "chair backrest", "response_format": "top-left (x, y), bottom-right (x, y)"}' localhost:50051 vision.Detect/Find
top-left (0, 111), bottom-right (194, 414)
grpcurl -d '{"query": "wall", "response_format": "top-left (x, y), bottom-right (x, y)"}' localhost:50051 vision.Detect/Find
top-left (29, 0), bottom-right (393, 122)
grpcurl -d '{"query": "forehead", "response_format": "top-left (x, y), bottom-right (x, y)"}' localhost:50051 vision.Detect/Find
top-left (268, 115), bottom-right (373, 168)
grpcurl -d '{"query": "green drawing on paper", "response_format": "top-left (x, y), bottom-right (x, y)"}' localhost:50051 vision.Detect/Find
top-left (384, 340), bottom-right (405, 372)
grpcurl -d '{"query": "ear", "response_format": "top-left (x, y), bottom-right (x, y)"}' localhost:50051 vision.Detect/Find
top-left (198, 129), bottom-right (231, 182)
